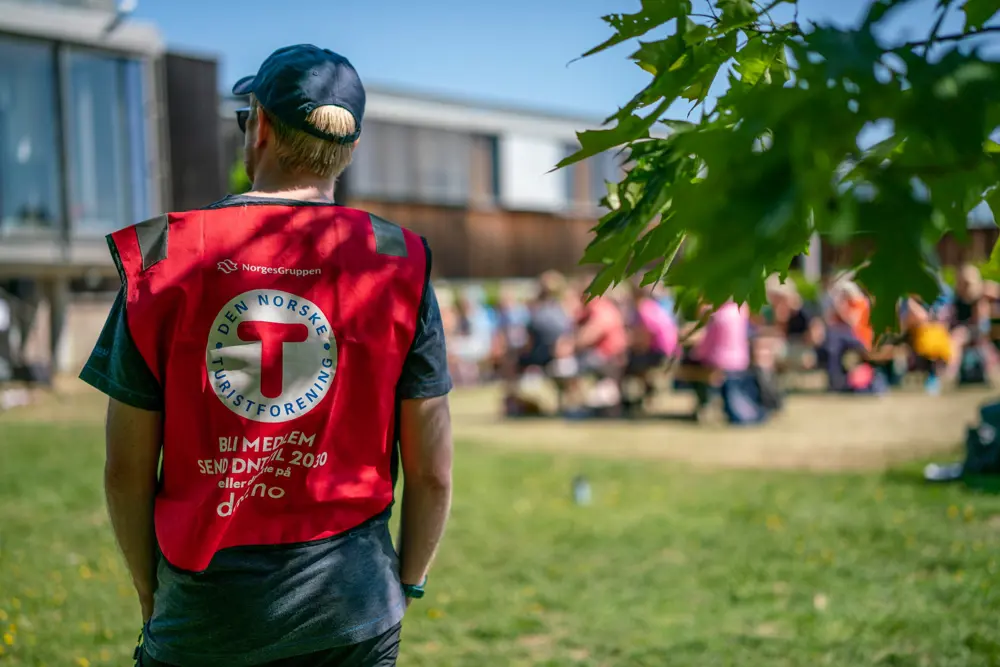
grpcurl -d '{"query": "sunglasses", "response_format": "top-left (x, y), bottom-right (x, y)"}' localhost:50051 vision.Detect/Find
top-left (236, 106), bottom-right (250, 133)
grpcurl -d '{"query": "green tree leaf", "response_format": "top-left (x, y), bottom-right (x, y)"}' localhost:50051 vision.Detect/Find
top-left (735, 36), bottom-right (788, 86)
top-left (683, 18), bottom-right (711, 45)
top-left (863, 0), bottom-right (917, 28)
top-left (987, 185), bottom-right (1000, 226)
top-left (582, 0), bottom-right (693, 58)
top-left (962, 0), bottom-right (1000, 30)
top-left (716, 0), bottom-right (757, 32)
top-left (557, 98), bottom-right (671, 168)
top-left (984, 199), bottom-right (1000, 281)
top-left (567, 0), bottom-right (1000, 326)
top-left (628, 34), bottom-right (688, 80)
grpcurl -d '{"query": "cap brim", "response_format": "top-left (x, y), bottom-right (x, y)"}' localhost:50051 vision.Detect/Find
top-left (232, 75), bottom-right (256, 95)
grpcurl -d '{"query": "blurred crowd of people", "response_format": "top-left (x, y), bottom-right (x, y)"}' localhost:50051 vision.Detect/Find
top-left (0, 265), bottom-right (992, 421)
top-left (435, 262), bottom-right (996, 424)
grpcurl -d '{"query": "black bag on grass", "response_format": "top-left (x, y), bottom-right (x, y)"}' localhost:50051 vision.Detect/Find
top-left (963, 402), bottom-right (1000, 475)
top-left (926, 401), bottom-right (1000, 482)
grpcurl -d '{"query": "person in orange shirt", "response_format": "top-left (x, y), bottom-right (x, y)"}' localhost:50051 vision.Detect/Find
top-left (833, 281), bottom-right (873, 351)
top-left (817, 280), bottom-right (882, 393)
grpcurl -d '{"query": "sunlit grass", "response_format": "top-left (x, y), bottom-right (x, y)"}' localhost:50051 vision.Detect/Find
top-left (3, 408), bottom-right (1000, 666)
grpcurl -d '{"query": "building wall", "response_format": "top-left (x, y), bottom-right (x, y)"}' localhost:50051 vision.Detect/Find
top-left (349, 199), bottom-right (594, 278)
top-left (938, 228), bottom-right (997, 266)
top-left (333, 92), bottom-right (617, 278)
top-left (821, 228), bottom-right (997, 274)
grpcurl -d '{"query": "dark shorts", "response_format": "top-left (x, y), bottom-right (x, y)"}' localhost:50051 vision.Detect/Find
top-left (626, 350), bottom-right (666, 376)
top-left (518, 346), bottom-right (554, 371)
top-left (137, 623), bottom-right (402, 667)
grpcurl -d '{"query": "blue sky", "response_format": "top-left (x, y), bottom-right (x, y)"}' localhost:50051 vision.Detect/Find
top-left (132, 0), bottom-right (974, 120)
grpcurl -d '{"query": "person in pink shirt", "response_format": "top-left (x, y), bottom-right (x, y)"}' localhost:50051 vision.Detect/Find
top-left (546, 283), bottom-right (628, 416)
top-left (576, 294), bottom-right (628, 366)
top-left (637, 294), bottom-right (678, 357)
top-left (692, 301), bottom-right (750, 372)
top-left (623, 282), bottom-right (679, 365)
top-left (620, 284), bottom-right (679, 414)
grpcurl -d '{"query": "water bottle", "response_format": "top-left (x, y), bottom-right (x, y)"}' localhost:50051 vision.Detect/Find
top-left (572, 475), bottom-right (592, 506)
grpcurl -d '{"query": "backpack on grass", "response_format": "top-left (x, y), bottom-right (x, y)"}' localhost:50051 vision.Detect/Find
top-left (925, 401), bottom-right (1000, 482)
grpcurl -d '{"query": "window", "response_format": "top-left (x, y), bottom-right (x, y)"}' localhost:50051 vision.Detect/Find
top-left (589, 150), bottom-right (624, 205)
top-left (488, 136), bottom-right (500, 201)
top-left (561, 142), bottom-right (579, 205)
top-left (468, 134), bottom-right (499, 207)
top-left (413, 126), bottom-right (471, 202)
top-left (497, 136), bottom-right (571, 212)
top-left (348, 120), bottom-right (474, 205)
top-left (0, 38), bottom-right (61, 235)
top-left (66, 49), bottom-right (149, 236)
top-left (123, 60), bottom-right (148, 223)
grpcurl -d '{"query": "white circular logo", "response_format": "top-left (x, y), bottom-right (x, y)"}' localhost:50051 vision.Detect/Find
top-left (206, 289), bottom-right (337, 423)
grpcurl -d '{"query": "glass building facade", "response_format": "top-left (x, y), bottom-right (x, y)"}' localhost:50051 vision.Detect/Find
top-left (0, 34), bottom-right (152, 242)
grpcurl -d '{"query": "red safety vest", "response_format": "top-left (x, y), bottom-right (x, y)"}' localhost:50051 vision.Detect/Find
top-left (109, 204), bottom-right (426, 573)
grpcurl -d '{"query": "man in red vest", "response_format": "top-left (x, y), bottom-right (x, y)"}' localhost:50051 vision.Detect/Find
top-left (80, 44), bottom-right (454, 666)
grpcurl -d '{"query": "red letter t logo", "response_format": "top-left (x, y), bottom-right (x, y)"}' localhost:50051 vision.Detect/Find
top-left (236, 321), bottom-right (309, 399)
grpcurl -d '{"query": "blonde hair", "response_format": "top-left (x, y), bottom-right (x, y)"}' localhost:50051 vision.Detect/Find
top-left (765, 274), bottom-right (800, 302)
top-left (538, 270), bottom-right (566, 298)
top-left (251, 95), bottom-right (357, 178)
top-left (958, 263), bottom-right (984, 300)
top-left (832, 279), bottom-right (863, 300)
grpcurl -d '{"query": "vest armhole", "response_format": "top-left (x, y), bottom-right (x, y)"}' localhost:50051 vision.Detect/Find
top-left (105, 233), bottom-right (127, 285)
top-left (391, 237), bottom-right (432, 495)
top-left (419, 236), bottom-right (433, 290)
top-left (105, 228), bottom-right (165, 389)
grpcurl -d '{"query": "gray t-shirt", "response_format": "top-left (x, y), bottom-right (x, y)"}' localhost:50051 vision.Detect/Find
top-left (526, 300), bottom-right (571, 356)
top-left (79, 197), bottom-right (452, 666)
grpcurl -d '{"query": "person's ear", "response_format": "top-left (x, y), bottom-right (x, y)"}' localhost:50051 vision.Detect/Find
top-left (255, 108), bottom-right (271, 149)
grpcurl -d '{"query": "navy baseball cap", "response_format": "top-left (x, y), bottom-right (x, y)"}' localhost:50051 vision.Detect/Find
top-left (233, 44), bottom-right (365, 145)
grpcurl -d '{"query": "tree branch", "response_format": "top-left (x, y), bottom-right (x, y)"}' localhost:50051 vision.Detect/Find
top-left (746, 25), bottom-right (799, 35)
top-left (758, 0), bottom-right (787, 15)
top-left (899, 25), bottom-right (1000, 50)
top-left (753, 0), bottom-right (779, 29)
top-left (922, 2), bottom-right (950, 56)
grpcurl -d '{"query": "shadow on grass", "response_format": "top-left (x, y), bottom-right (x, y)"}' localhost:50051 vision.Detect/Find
top-left (504, 411), bottom-right (700, 424)
top-left (881, 465), bottom-right (1000, 495)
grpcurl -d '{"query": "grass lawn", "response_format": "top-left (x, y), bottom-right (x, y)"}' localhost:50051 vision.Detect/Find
top-left (3, 393), bottom-right (1000, 666)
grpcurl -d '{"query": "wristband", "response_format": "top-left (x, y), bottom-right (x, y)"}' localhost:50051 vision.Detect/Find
top-left (402, 576), bottom-right (427, 599)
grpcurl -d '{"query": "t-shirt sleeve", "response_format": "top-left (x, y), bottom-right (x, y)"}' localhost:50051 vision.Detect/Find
top-left (396, 239), bottom-right (453, 400)
top-left (78, 287), bottom-right (164, 411)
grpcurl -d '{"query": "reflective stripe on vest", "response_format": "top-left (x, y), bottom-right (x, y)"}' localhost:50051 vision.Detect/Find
top-left (109, 205), bottom-right (426, 573)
